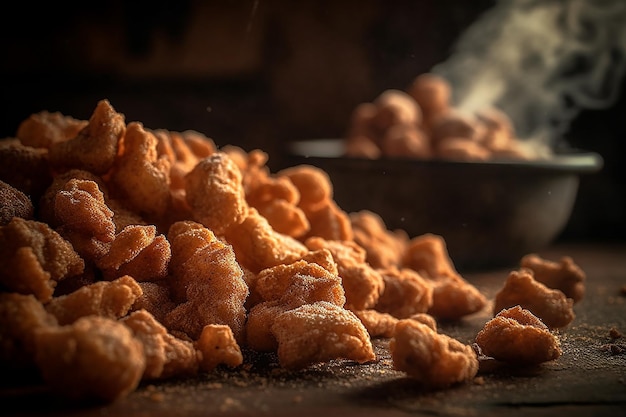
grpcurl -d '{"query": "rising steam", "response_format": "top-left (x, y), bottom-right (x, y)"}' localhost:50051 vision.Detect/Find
top-left (432, 0), bottom-right (626, 149)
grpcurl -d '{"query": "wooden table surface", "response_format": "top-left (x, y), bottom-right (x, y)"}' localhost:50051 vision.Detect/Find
top-left (2, 242), bottom-right (625, 417)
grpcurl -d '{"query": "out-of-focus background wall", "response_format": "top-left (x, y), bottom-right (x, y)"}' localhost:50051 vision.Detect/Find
top-left (1, 0), bottom-right (624, 241)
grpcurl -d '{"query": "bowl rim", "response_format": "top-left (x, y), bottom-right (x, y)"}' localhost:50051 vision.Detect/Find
top-left (287, 139), bottom-right (604, 174)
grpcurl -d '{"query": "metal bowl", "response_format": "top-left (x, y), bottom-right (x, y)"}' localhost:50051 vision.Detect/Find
top-left (285, 139), bottom-right (603, 271)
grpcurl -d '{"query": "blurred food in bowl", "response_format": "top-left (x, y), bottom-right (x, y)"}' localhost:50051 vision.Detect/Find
top-left (287, 138), bottom-right (602, 271)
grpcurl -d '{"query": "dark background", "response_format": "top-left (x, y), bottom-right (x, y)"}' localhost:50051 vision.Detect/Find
top-left (1, 0), bottom-right (624, 242)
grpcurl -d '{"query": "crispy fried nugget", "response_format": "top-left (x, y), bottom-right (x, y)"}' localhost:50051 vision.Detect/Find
top-left (196, 324), bottom-right (243, 372)
top-left (122, 309), bottom-right (199, 380)
top-left (245, 301), bottom-right (287, 351)
top-left (475, 305), bottom-right (562, 365)
top-left (0, 293), bottom-right (57, 370)
top-left (271, 301), bottom-right (376, 370)
top-left (0, 180), bottom-right (34, 225)
top-left (277, 165), bottom-right (333, 214)
top-left (184, 152), bottom-right (247, 236)
top-left (97, 224), bottom-right (170, 282)
top-left (305, 237), bottom-right (383, 311)
top-left (0, 218), bottom-right (84, 302)
top-left (131, 282), bottom-right (175, 323)
top-left (0, 139), bottom-right (52, 200)
top-left (16, 110), bottom-right (88, 149)
top-left (46, 275), bottom-right (142, 325)
top-left (350, 210), bottom-right (408, 269)
top-left (390, 319), bottom-right (478, 389)
top-left (108, 122), bottom-right (172, 220)
top-left (34, 315), bottom-right (145, 402)
top-left (520, 254), bottom-right (586, 303)
top-left (375, 267), bottom-right (433, 319)
top-left (493, 269), bottom-right (575, 329)
top-left (225, 208), bottom-right (308, 274)
top-left (302, 200), bottom-right (354, 241)
top-left (164, 221), bottom-right (249, 342)
top-left (352, 309), bottom-right (398, 338)
top-left (49, 99), bottom-right (125, 175)
top-left (54, 179), bottom-right (116, 261)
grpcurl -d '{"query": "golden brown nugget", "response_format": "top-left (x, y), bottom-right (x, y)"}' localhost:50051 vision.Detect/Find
top-left (350, 210), bottom-right (408, 269)
top-left (131, 282), bottom-right (176, 324)
top-left (375, 267), bottom-right (433, 319)
top-left (520, 253), bottom-right (586, 303)
top-left (352, 309), bottom-right (398, 338)
top-left (305, 237), bottom-right (383, 311)
top-left (302, 199), bottom-right (354, 242)
top-left (34, 315), bottom-right (145, 403)
top-left (475, 305), bottom-right (562, 365)
top-left (108, 122), bottom-right (172, 221)
top-left (271, 301), bottom-right (376, 370)
top-left (390, 319), bottom-right (478, 389)
top-left (122, 309), bottom-right (199, 380)
top-left (245, 301), bottom-right (288, 351)
top-left (344, 135), bottom-right (382, 159)
top-left (196, 324), bottom-right (243, 372)
top-left (494, 269), bottom-right (575, 329)
top-left (0, 218), bottom-right (84, 302)
top-left (16, 110), bottom-right (88, 149)
top-left (402, 233), bottom-right (458, 279)
top-left (0, 139), bottom-right (52, 200)
top-left (49, 99), bottom-right (126, 175)
top-left (430, 110), bottom-right (480, 143)
top-left (278, 165), bottom-right (334, 214)
top-left (372, 89), bottom-right (422, 132)
top-left (380, 124), bottom-right (431, 159)
top-left (435, 137), bottom-right (492, 161)
top-left (46, 275), bottom-right (143, 325)
top-left (0, 180), bottom-right (34, 225)
top-left (184, 152), bottom-right (247, 236)
top-left (0, 293), bottom-right (58, 370)
top-left (406, 73), bottom-right (451, 127)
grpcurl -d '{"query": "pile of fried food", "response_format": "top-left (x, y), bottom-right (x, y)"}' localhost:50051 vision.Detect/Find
top-left (0, 100), bottom-right (585, 403)
top-left (344, 73), bottom-right (542, 161)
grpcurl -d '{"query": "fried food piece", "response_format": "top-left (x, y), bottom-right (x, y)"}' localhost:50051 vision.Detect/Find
top-left (49, 99), bottom-right (125, 175)
top-left (0, 139), bottom-right (52, 200)
top-left (108, 122), bottom-right (172, 220)
top-left (430, 110), bottom-right (480, 143)
top-left (245, 301), bottom-right (287, 351)
top-left (131, 282), bottom-right (175, 323)
top-left (278, 164), bottom-right (333, 214)
top-left (225, 208), bottom-right (308, 274)
top-left (0, 180), bottom-right (34, 225)
top-left (164, 221), bottom-right (249, 342)
top-left (406, 73), bottom-right (451, 130)
top-left (196, 324), bottom-right (243, 372)
top-left (375, 267), bottom-right (433, 319)
top-left (352, 309), bottom-right (398, 338)
top-left (97, 224), bottom-right (170, 282)
top-left (475, 305), bottom-right (562, 365)
top-left (184, 152), bottom-right (247, 236)
top-left (16, 110), bottom-right (88, 149)
top-left (302, 200), bottom-right (354, 241)
top-left (0, 218), bottom-right (84, 302)
top-left (271, 301), bottom-right (376, 370)
top-left (493, 269), bottom-right (575, 329)
top-left (390, 319), bottom-right (478, 389)
top-left (350, 210), bottom-right (408, 269)
top-left (305, 237), bottom-right (383, 311)
top-left (122, 309), bottom-right (199, 380)
top-left (46, 275), bottom-right (142, 325)
top-left (0, 293), bottom-right (57, 371)
top-left (435, 137), bottom-right (491, 161)
top-left (520, 253), bottom-right (586, 303)
top-left (34, 315), bottom-right (145, 402)
top-left (380, 124), bottom-right (431, 159)
top-left (54, 179), bottom-right (116, 261)
top-left (402, 233), bottom-right (457, 279)
top-left (345, 135), bottom-right (382, 159)
top-left (372, 89), bottom-right (422, 132)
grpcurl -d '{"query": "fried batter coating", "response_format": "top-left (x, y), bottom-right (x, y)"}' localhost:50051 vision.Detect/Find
top-left (380, 124), bottom-right (431, 159)
top-left (245, 301), bottom-right (287, 351)
top-left (196, 324), bottom-right (243, 372)
top-left (0, 293), bottom-right (57, 371)
top-left (0, 139), bottom-right (52, 200)
top-left (122, 309), bottom-right (199, 380)
top-left (402, 233), bottom-right (457, 279)
top-left (493, 269), bottom-right (575, 329)
top-left (108, 122), bottom-right (172, 220)
top-left (277, 164), bottom-right (333, 214)
top-left (302, 200), bottom-right (354, 241)
top-left (372, 89), bottom-right (422, 132)
top-left (350, 210), bottom-right (408, 269)
top-left (97, 225), bottom-right (170, 282)
top-left (304, 237), bottom-right (383, 311)
top-left (520, 254), bottom-right (586, 303)
top-left (16, 110), bottom-right (88, 149)
top-left (475, 305), bottom-right (562, 365)
top-left (49, 99), bottom-right (125, 175)
top-left (54, 179), bottom-right (116, 261)
top-left (406, 73), bottom-right (451, 130)
top-left (375, 267), bottom-right (433, 319)
top-left (0, 180), bottom-right (34, 225)
top-left (45, 275), bottom-right (142, 325)
top-left (184, 152), bottom-right (247, 235)
top-left (390, 319), bottom-right (478, 389)
top-left (131, 282), bottom-right (175, 323)
top-left (271, 301), bottom-right (376, 370)
top-left (224, 208), bottom-right (308, 274)
top-left (0, 218), bottom-right (84, 302)
top-left (435, 137), bottom-right (492, 161)
top-left (352, 309), bottom-right (398, 338)
top-left (164, 221), bottom-right (249, 342)
top-left (34, 315), bottom-right (145, 402)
